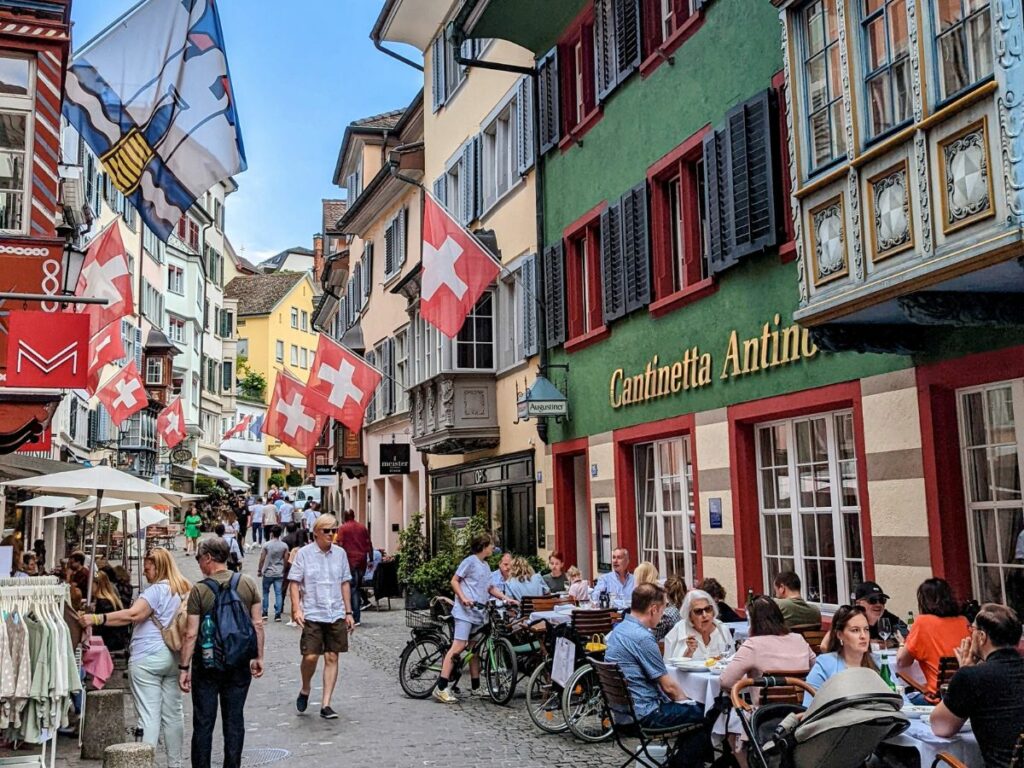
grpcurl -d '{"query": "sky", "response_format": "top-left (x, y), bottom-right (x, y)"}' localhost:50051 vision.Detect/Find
top-left (69, 0), bottom-right (423, 266)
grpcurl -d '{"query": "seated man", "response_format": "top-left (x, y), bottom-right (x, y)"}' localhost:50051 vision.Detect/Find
top-left (930, 603), bottom-right (1024, 768)
top-left (772, 570), bottom-right (821, 629)
top-left (604, 583), bottom-right (711, 767)
top-left (854, 581), bottom-right (907, 646)
top-left (593, 547), bottom-right (636, 607)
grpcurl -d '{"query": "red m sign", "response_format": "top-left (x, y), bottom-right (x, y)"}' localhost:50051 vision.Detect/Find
top-left (5, 310), bottom-right (90, 389)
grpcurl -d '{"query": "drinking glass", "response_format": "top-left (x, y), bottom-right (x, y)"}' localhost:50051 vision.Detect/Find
top-left (878, 617), bottom-right (892, 648)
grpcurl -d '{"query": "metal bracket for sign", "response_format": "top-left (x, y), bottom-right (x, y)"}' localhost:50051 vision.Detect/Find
top-left (0, 292), bottom-right (109, 305)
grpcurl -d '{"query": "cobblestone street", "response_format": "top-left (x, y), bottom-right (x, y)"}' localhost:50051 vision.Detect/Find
top-left (56, 542), bottom-right (620, 768)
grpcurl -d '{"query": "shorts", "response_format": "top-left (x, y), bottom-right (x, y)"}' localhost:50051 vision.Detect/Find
top-left (300, 619), bottom-right (349, 655)
top-left (453, 619), bottom-right (484, 642)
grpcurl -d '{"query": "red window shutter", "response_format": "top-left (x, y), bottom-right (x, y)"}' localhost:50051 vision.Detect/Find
top-left (673, 0), bottom-right (691, 26)
top-left (566, 237), bottom-right (586, 338)
top-left (773, 70), bottom-right (796, 248)
top-left (642, 0), bottom-right (663, 58)
top-left (558, 42), bottom-right (576, 135)
top-left (586, 225), bottom-right (604, 330)
top-left (581, 21), bottom-right (596, 114)
top-left (176, 217), bottom-right (186, 239)
top-left (681, 163), bottom-right (704, 286)
top-left (650, 176), bottom-right (674, 298)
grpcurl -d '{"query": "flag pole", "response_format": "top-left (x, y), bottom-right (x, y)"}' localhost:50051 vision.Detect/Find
top-left (72, 0), bottom-right (152, 60)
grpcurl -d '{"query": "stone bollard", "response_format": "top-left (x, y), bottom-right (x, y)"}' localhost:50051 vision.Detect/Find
top-left (80, 689), bottom-right (126, 760)
top-left (103, 743), bottom-right (154, 768)
top-left (102, 656), bottom-right (129, 692)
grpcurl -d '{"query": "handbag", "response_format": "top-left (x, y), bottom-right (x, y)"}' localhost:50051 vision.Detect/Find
top-left (151, 595), bottom-right (188, 653)
top-left (584, 633), bottom-right (607, 653)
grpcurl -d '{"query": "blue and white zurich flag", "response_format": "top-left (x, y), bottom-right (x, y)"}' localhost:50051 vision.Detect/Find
top-left (63, 0), bottom-right (245, 241)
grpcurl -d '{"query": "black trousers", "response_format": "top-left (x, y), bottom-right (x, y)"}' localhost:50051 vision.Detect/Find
top-left (191, 665), bottom-right (252, 768)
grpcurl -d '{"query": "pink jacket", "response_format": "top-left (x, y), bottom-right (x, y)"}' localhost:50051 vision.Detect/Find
top-left (720, 633), bottom-right (816, 691)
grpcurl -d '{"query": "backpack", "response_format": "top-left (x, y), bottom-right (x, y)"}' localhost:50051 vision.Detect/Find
top-left (200, 573), bottom-right (258, 671)
top-left (150, 593), bottom-right (188, 652)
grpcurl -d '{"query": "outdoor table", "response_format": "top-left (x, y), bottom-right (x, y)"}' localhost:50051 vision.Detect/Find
top-left (724, 621), bottom-right (749, 643)
top-left (665, 665), bottom-right (739, 738)
top-left (528, 609), bottom-right (572, 626)
top-left (887, 716), bottom-right (982, 767)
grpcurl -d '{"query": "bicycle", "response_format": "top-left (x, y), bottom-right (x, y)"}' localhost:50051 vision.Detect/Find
top-left (398, 598), bottom-right (518, 704)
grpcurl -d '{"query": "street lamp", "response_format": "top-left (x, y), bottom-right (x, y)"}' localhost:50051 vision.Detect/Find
top-left (55, 221), bottom-right (86, 299)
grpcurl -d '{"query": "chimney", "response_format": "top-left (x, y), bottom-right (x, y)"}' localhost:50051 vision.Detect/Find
top-left (313, 234), bottom-right (324, 280)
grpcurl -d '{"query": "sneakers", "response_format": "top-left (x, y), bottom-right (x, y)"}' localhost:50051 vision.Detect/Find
top-left (261, 614), bottom-right (269, 623)
top-left (296, 692), bottom-right (309, 714)
top-left (432, 687), bottom-right (459, 704)
top-left (274, 615), bottom-right (282, 623)
top-left (286, 620), bottom-right (298, 627)
top-left (353, 621), bottom-right (361, 627)
top-left (320, 706), bottom-right (338, 720)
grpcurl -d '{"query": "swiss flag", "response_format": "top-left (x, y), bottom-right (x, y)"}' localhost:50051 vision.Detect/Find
top-left (95, 361), bottom-right (147, 427)
top-left (420, 192), bottom-right (500, 338)
top-left (306, 335), bottom-right (382, 433)
top-left (264, 372), bottom-right (327, 456)
top-left (75, 223), bottom-right (133, 334)
top-left (157, 397), bottom-right (186, 449)
top-left (86, 323), bottom-right (125, 394)
top-left (221, 414), bottom-right (252, 441)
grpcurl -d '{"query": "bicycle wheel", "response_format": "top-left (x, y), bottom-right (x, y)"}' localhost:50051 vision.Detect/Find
top-left (484, 636), bottom-right (518, 705)
top-left (398, 635), bottom-right (446, 699)
top-left (563, 665), bottom-right (613, 742)
top-left (526, 658), bottom-right (569, 733)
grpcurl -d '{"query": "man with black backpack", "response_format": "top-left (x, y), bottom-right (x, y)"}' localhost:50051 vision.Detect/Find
top-left (178, 538), bottom-right (264, 768)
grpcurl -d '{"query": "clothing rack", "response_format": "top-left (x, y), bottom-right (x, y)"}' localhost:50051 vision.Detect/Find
top-left (0, 579), bottom-right (73, 768)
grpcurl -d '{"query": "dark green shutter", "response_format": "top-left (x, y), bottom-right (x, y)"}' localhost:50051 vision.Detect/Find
top-left (600, 203), bottom-right (626, 324)
top-left (614, 0), bottom-right (642, 84)
top-left (522, 254), bottom-right (538, 357)
top-left (538, 48), bottom-right (560, 154)
top-left (544, 242), bottom-right (565, 348)
top-left (728, 88), bottom-right (779, 260)
top-left (595, 0), bottom-right (618, 101)
top-left (703, 126), bottom-right (732, 273)
top-left (623, 181), bottom-right (651, 312)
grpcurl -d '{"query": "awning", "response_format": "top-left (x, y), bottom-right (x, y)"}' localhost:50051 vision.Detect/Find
top-left (220, 450), bottom-right (285, 469)
top-left (175, 463), bottom-right (250, 491)
top-left (0, 453), bottom-right (78, 482)
top-left (278, 456), bottom-right (307, 468)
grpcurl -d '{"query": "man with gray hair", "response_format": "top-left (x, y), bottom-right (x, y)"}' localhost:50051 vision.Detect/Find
top-left (288, 513), bottom-right (355, 721)
top-left (593, 547), bottom-right (636, 608)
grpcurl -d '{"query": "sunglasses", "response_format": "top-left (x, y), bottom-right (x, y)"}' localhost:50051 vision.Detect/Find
top-left (863, 596), bottom-right (887, 606)
top-left (692, 605), bottom-right (715, 616)
top-left (319, 528), bottom-right (338, 535)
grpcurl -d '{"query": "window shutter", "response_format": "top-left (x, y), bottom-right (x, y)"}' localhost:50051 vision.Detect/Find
top-left (365, 350), bottom-right (376, 422)
top-left (522, 253), bottom-right (538, 358)
top-left (703, 125), bottom-right (734, 274)
top-left (595, 0), bottom-right (618, 101)
top-left (364, 243), bottom-right (374, 297)
top-left (433, 176), bottom-right (446, 207)
top-left (600, 204), bottom-right (626, 324)
top-left (538, 48), bottom-right (561, 154)
top-left (516, 75), bottom-right (535, 175)
top-left (383, 339), bottom-right (394, 416)
top-left (460, 139), bottom-right (477, 226)
top-left (459, 36), bottom-right (472, 78)
top-left (431, 35), bottom-right (446, 111)
top-left (614, 0), bottom-right (642, 84)
top-left (134, 326), bottom-right (142, 371)
top-left (727, 89), bottom-right (779, 261)
top-left (622, 182), bottom-right (651, 312)
top-left (396, 207), bottom-right (407, 269)
top-left (544, 242), bottom-right (566, 348)
top-left (384, 218), bottom-right (395, 277)
top-left (474, 135), bottom-right (483, 219)
top-left (642, 0), bottom-right (663, 55)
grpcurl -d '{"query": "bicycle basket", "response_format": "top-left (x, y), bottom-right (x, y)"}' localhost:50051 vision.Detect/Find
top-left (406, 608), bottom-right (443, 631)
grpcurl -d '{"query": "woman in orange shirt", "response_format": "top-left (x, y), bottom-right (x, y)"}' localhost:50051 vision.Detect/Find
top-left (896, 578), bottom-right (970, 704)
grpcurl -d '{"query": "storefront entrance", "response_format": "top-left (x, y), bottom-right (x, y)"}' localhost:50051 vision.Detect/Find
top-left (634, 436), bottom-right (697, 588)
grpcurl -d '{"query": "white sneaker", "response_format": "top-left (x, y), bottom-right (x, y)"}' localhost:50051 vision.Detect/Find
top-left (432, 687), bottom-right (459, 704)
top-left (286, 620), bottom-right (298, 627)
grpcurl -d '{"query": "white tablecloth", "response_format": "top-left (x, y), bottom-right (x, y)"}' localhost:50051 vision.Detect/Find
top-left (666, 667), bottom-right (740, 737)
top-left (724, 621), bottom-right (749, 644)
top-left (887, 718), bottom-right (982, 768)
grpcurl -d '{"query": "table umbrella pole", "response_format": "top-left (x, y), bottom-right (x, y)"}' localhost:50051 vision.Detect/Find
top-left (86, 489), bottom-right (101, 606)
top-left (135, 503), bottom-right (143, 597)
top-left (121, 510), bottom-right (128, 569)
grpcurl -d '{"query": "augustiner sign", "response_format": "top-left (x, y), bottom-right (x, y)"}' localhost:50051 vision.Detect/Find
top-left (609, 314), bottom-right (819, 409)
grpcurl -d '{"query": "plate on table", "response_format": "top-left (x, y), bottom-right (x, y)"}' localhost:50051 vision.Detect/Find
top-left (669, 658), bottom-right (717, 672)
top-left (902, 704), bottom-right (935, 715)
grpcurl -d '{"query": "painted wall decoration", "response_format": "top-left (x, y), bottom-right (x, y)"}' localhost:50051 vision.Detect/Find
top-left (940, 119), bottom-right (995, 233)
top-left (868, 160), bottom-right (913, 261)
top-left (810, 194), bottom-right (847, 286)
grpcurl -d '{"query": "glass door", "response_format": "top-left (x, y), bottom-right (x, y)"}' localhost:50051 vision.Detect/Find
top-left (634, 436), bottom-right (697, 585)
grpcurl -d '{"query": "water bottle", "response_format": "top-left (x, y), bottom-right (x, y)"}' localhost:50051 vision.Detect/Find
top-left (879, 656), bottom-right (897, 692)
top-left (200, 614), bottom-right (216, 665)
top-left (906, 611), bottom-right (915, 627)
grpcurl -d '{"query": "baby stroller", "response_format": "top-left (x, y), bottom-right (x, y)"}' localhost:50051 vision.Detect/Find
top-left (731, 667), bottom-right (910, 768)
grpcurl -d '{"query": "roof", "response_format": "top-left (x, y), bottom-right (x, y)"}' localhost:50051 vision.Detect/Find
top-left (144, 327), bottom-right (180, 353)
top-left (352, 109), bottom-right (404, 130)
top-left (322, 199), bottom-right (347, 236)
top-left (258, 246), bottom-right (315, 272)
top-left (224, 272), bottom-right (309, 316)
top-left (333, 106), bottom-right (407, 186)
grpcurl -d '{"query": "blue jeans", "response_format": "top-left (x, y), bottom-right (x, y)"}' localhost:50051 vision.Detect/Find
top-left (351, 568), bottom-right (365, 623)
top-left (190, 665), bottom-right (252, 768)
top-left (262, 576), bottom-right (283, 618)
top-left (640, 701), bottom-right (710, 767)
top-left (251, 523), bottom-right (263, 544)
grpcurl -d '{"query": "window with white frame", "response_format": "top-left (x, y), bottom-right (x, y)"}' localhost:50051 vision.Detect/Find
top-left (802, 0), bottom-right (847, 171)
top-left (412, 306), bottom-right (443, 385)
top-left (635, 436), bottom-right (698, 588)
top-left (299, 347), bottom-right (307, 369)
top-left (275, 340), bottom-right (284, 362)
top-left (168, 317), bottom-right (185, 345)
top-left (238, 338), bottom-right (249, 357)
top-left (0, 56), bottom-right (32, 233)
top-left (756, 410), bottom-right (864, 606)
top-left (290, 307), bottom-right (299, 328)
top-left (862, 0), bottom-right (912, 138)
top-left (290, 345), bottom-right (298, 366)
top-left (168, 265), bottom-right (185, 294)
top-left (934, 0), bottom-right (992, 102)
top-left (191, 373), bottom-right (200, 409)
top-left (497, 267), bottom-right (524, 369)
top-left (445, 160), bottom-right (462, 222)
top-left (481, 99), bottom-right (518, 213)
top-left (145, 357), bottom-right (163, 385)
top-left (394, 327), bottom-right (409, 413)
top-left (957, 380), bottom-right (1024, 616)
top-left (455, 292), bottom-right (494, 370)
top-left (222, 359), bottom-right (233, 392)
top-left (300, 310), bottom-right (308, 332)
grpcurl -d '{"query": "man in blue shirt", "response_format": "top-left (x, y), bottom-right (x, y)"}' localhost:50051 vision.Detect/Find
top-left (593, 548), bottom-right (636, 607)
top-left (605, 583), bottom-right (710, 766)
top-left (489, 552), bottom-right (511, 596)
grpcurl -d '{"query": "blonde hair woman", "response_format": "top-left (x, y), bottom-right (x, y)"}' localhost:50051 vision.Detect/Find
top-left (79, 548), bottom-right (190, 768)
top-left (504, 556), bottom-right (549, 602)
top-left (634, 561), bottom-right (659, 586)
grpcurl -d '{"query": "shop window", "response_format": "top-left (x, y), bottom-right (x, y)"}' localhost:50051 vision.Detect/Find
top-left (934, 0), bottom-right (992, 102)
top-left (145, 357), bottom-right (163, 386)
top-left (801, 0), bottom-right (847, 172)
top-left (861, 0), bottom-right (912, 138)
top-left (957, 380), bottom-right (1024, 616)
top-left (756, 410), bottom-right (863, 606)
top-left (635, 436), bottom-right (697, 586)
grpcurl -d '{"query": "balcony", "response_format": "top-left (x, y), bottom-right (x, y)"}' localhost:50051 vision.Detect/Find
top-left (409, 373), bottom-right (499, 455)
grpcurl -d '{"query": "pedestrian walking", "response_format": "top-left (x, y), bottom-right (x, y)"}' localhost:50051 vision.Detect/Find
top-left (183, 506), bottom-right (203, 556)
top-left (302, 501), bottom-right (319, 532)
top-left (288, 514), bottom-right (355, 720)
top-left (337, 510), bottom-right (372, 626)
top-left (258, 525), bottom-right (288, 622)
top-left (279, 495), bottom-right (295, 526)
top-left (249, 497), bottom-right (264, 546)
top-left (179, 537), bottom-right (264, 768)
top-left (215, 523), bottom-right (243, 572)
top-left (262, 496), bottom-right (278, 529)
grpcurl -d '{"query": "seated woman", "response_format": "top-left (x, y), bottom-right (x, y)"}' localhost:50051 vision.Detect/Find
top-left (896, 577), bottom-right (970, 704)
top-left (503, 556), bottom-right (550, 602)
top-left (721, 596), bottom-right (816, 691)
top-left (91, 571), bottom-right (130, 653)
top-left (803, 604), bottom-right (877, 706)
top-left (634, 562), bottom-right (673, 642)
top-left (661, 574), bottom-right (686, 638)
top-left (697, 577), bottom-right (743, 623)
top-left (566, 566), bottom-right (590, 603)
top-left (663, 588), bottom-right (734, 661)
top-left (542, 551), bottom-right (568, 593)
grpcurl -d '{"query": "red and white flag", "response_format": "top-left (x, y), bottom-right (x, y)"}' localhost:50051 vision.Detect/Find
top-left (264, 372), bottom-right (327, 456)
top-left (420, 191), bottom-right (501, 338)
top-left (157, 397), bottom-right (186, 449)
top-left (221, 414), bottom-right (252, 442)
top-left (75, 223), bottom-right (132, 334)
top-left (95, 360), bottom-right (146, 427)
top-left (306, 335), bottom-right (382, 434)
top-left (86, 323), bottom-right (125, 394)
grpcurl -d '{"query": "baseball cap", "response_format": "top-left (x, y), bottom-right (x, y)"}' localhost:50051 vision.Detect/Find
top-left (854, 581), bottom-right (890, 601)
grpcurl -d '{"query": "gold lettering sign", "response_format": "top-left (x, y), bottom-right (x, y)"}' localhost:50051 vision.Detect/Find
top-left (609, 314), bottom-right (819, 409)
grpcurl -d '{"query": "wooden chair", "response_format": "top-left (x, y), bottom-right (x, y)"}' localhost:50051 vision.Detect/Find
top-left (932, 730), bottom-right (1024, 768)
top-left (791, 623), bottom-right (826, 652)
top-left (898, 656), bottom-right (958, 704)
top-left (572, 608), bottom-right (621, 639)
top-left (758, 670), bottom-right (811, 706)
top-left (530, 595), bottom-right (575, 613)
top-left (589, 658), bottom-right (706, 768)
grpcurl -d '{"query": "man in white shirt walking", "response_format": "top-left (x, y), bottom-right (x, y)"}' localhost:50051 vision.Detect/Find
top-left (262, 498), bottom-right (278, 529)
top-left (279, 496), bottom-right (295, 526)
top-left (249, 497), bottom-right (265, 547)
top-left (288, 514), bottom-right (355, 721)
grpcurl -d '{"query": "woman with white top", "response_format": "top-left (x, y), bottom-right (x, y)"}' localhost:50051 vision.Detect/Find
top-left (79, 548), bottom-right (190, 768)
top-left (663, 588), bottom-right (734, 661)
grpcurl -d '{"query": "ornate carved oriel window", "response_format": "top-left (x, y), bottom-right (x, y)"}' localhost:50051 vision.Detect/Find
top-left (861, 0), bottom-right (912, 137)
top-left (802, 0), bottom-right (847, 171)
top-left (934, 0), bottom-right (993, 102)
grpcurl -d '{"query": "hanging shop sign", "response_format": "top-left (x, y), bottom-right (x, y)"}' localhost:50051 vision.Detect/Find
top-left (380, 443), bottom-right (411, 475)
top-left (170, 447), bottom-right (193, 464)
top-left (609, 313), bottom-right (820, 409)
top-left (314, 463), bottom-right (338, 487)
top-left (5, 311), bottom-right (90, 389)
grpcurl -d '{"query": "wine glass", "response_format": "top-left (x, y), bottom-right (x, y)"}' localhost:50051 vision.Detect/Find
top-left (878, 617), bottom-right (893, 650)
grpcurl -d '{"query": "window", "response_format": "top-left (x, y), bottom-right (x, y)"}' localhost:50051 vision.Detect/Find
top-left (635, 436), bottom-right (697, 587)
top-left (802, 0), bottom-right (847, 170)
top-left (957, 380), bottom-right (1024, 616)
top-left (481, 100), bottom-right (518, 212)
top-left (0, 56), bottom-right (32, 233)
top-left (219, 309), bottom-right (233, 339)
top-left (498, 268), bottom-right (524, 369)
top-left (275, 340), bottom-right (284, 362)
top-left (565, 218), bottom-right (603, 340)
top-left (596, 504), bottom-right (612, 572)
top-left (299, 347), bottom-right (308, 369)
top-left (756, 410), bottom-right (864, 606)
top-left (431, 30), bottom-right (490, 110)
top-left (412, 305), bottom-right (443, 384)
top-left (862, 0), bottom-right (912, 137)
top-left (455, 292), bottom-right (494, 370)
top-left (141, 280), bottom-right (165, 323)
top-left (238, 338), bottom-right (248, 357)
top-left (300, 311), bottom-right (308, 332)
top-left (290, 345), bottom-right (298, 366)
top-left (290, 308), bottom-right (298, 328)
top-left (222, 360), bottom-right (233, 392)
top-left (168, 316), bottom-right (185, 343)
top-left (394, 328), bottom-right (409, 413)
top-left (559, 13), bottom-right (596, 137)
top-left (168, 265), bottom-right (184, 294)
top-left (642, 0), bottom-right (698, 58)
top-left (191, 373), bottom-right (200, 409)
top-left (934, 0), bottom-right (992, 102)
top-left (145, 357), bottom-right (163, 386)
top-left (384, 209), bottom-right (407, 279)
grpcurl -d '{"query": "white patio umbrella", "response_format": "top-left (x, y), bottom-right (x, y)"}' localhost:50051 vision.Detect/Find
top-left (16, 495), bottom-right (80, 508)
